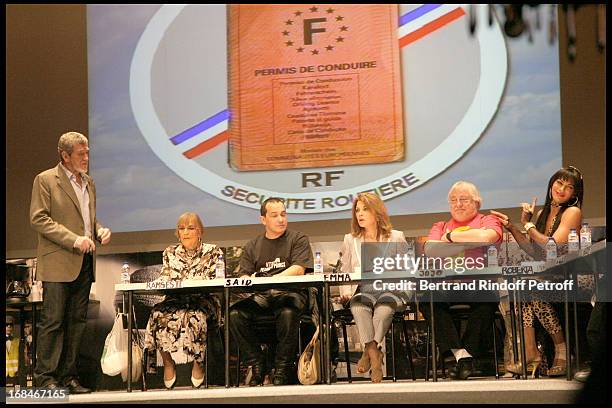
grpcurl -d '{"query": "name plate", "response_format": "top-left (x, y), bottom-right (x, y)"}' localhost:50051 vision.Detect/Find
top-left (416, 269), bottom-right (444, 278)
top-left (224, 278), bottom-right (253, 287)
top-left (323, 273), bottom-right (351, 282)
top-left (519, 261), bottom-right (546, 273)
top-left (228, 4), bottom-right (404, 171)
top-left (502, 265), bottom-right (537, 275)
top-left (145, 280), bottom-right (183, 290)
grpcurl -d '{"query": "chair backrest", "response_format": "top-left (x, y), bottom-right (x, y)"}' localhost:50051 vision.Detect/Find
top-left (127, 265), bottom-right (165, 328)
top-left (592, 226), bottom-right (606, 243)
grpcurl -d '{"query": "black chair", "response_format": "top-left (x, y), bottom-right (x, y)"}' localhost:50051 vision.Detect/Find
top-left (331, 307), bottom-right (417, 382)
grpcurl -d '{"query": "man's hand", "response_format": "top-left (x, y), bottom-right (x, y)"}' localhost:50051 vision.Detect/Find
top-left (97, 227), bottom-right (112, 245)
top-left (76, 237), bottom-right (96, 254)
top-left (250, 271), bottom-right (269, 277)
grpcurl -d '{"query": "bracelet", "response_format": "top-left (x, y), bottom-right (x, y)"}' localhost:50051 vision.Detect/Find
top-left (445, 231), bottom-right (453, 242)
top-left (524, 222), bottom-right (536, 232)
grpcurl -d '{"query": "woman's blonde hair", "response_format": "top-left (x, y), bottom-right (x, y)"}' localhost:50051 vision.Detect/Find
top-left (350, 192), bottom-right (392, 240)
top-left (174, 212), bottom-right (204, 240)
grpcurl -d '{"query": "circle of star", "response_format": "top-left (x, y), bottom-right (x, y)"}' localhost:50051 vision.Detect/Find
top-left (281, 6), bottom-right (349, 55)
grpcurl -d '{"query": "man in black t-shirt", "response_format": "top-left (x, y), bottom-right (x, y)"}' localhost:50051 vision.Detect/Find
top-left (229, 197), bottom-right (313, 386)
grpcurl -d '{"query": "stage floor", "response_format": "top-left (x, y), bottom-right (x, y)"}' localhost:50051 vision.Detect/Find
top-left (54, 377), bottom-right (583, 404)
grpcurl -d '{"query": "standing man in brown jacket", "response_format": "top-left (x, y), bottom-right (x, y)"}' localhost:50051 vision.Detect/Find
top-left (30, 131), bottom-right (111, 393)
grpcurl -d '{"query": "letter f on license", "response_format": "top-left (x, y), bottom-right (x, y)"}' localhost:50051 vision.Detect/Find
top-left (303, 18), bottom-right (326, 45)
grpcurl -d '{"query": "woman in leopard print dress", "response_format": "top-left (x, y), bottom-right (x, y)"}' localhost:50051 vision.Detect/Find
top-left (491, 166), bottom-right (584, 377)
top-left (144, 212), bottom-right (223, 389)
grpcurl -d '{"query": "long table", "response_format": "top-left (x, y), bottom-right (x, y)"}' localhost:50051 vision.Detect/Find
top-left (115, 240), bottom-right (606, 390)
top-left (115, 275), bottom-right (327, 391)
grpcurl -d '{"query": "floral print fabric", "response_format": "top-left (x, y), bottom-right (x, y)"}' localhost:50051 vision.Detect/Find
top-left (144, 242), bottom-right (222, 363)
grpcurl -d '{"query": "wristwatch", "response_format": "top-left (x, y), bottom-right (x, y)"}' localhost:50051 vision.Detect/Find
top-left (524, 222), bottom-right (536, 232)
top-left (445, 231), bottom-right (453, 242)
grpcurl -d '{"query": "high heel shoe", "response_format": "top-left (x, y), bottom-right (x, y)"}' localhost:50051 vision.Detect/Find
top-left (191, 375), bottom-right (204, 389)
top-left (163, 359), bottom-right (177, 389)
top-left (357, 352), bottom-right (371, 373)
top-left (191, 361), bottom-right (205, 388)
top-left (506, 358), bottom-right (542, 379)
top-left (164, 373), bottom-right (176, 389)
top-left (369, 349), bottom-right (384, 383)
top-left (527, 360), bottom-right (541, 378)
top-left (547, 358), bottom-right (567, 377)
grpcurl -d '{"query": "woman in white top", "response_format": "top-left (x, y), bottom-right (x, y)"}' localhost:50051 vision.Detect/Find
top-left (338, 193), bottom-right (411, 383)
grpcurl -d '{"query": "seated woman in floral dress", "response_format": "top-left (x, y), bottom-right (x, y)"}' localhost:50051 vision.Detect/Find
top-left (144, 212), bottom-right (223, 389)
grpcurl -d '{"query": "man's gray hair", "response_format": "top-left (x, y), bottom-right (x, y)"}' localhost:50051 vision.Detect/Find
top-left (448, 180), bottom-right (482, 207)
top-left (58, 131), bottom-right (88, 161)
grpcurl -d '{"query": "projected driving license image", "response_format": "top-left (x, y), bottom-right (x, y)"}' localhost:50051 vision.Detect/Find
top-left (227, 4), bottom-right (404, 171)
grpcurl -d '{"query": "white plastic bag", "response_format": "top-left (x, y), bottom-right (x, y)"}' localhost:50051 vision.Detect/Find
top-left (101, 312), bottom-right (143, 382)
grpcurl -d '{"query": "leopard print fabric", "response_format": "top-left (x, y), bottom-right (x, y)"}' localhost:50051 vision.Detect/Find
top-left (520, 299), bottom-right (562, 335)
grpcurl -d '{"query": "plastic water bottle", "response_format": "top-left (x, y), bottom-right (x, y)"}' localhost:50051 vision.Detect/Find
top-left (579, 222), bottom-right (592, 250)
top-left (121, 262), bottom-right (130, 284)
top-left (406, 240), bottom-right (416, 259)
top-left (567, 228), bottom-right (580, 253)
top-left (487, 245), bottom-right (498, 267)
top-left (31, 281), bottom-right (43, 301)
top-left (216, 253), bottom-right (225, 279)
top-left (314, 251), bottom-right (323, 275)
top-left (406, 240), bottom-right (416, 272)
top-left (545, 238), bottom-right (557, 261)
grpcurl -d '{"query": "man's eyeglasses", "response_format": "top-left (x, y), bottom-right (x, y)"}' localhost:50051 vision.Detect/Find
top-left (448, 198), bottom-right (473, 206)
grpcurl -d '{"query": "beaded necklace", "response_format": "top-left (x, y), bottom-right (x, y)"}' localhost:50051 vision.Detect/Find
top-left (546, 205), bottom-right (562, 236)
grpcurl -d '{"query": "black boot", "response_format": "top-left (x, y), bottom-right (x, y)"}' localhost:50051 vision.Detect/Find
top-left (272, 365), bottom-right (292, 385)
top-left (229, 304), bottom-right (265, 386)
top-left (449, 357), bottom-right (474, 380)
top-left (272, 306), bottom-right (300, 385)
top-left (249, 363), bottom-right (265, 386)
